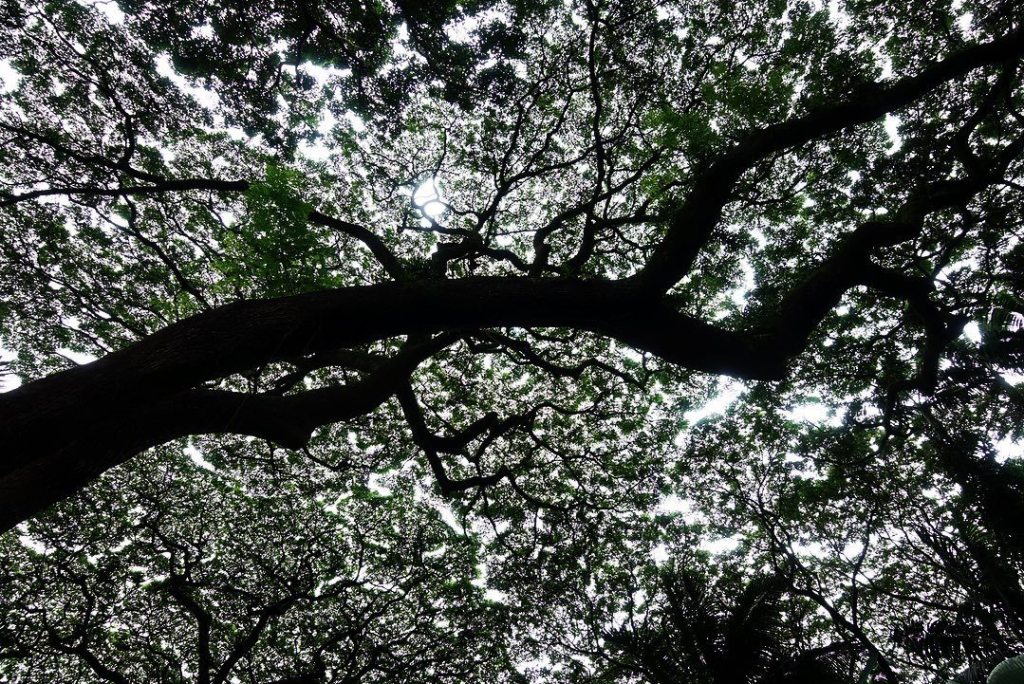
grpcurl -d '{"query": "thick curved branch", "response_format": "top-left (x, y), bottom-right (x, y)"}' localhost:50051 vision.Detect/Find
top-left (638, 28), bottom-right (1024, 293)
top-left (1, 33), bottom-right (1020, 533)
top-left (55, 641), bottom-right (133, 684)
top-left (0, 277), bottom-right (765, 480)
top-left (397, 387), bottom-right (569, 509)
top-left (750, 172), bottom-right (1004, 369)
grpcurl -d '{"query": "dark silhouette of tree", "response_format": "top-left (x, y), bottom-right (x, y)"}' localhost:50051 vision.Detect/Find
top-left (1, 0), bottom-right (1023, 681)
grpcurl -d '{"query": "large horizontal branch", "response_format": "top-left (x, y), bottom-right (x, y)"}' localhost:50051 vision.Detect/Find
top-left (0, 277), bottom-right (773, 476)
top-left (0, 335), bottom-right (455, 531)
top-left (4, 177), bottom-right (1005, 530)
top-left (0, 276), bottom-right (784, 531)
top-left (638, 27), bottom-right (1024, 293)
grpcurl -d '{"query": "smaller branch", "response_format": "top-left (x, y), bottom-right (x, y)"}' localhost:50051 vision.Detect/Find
top-left (396, 384), bottom-right (509, 497)
top-left (307, 210), bottom-right (406, 280)
top-left (161, 579), bottom-right (214, 684)
top-left (474, 331), bottom-right (640, 387)
top-left (0, 178), bottom-right (250, 207)
top-left (214, 595), bottom-right (301, 684)
top-left (748, 171), bottom-right (1002, 371)
top-left (858, 263), bottom-right (960, 396)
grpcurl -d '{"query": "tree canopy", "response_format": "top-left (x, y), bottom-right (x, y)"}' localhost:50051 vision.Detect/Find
top-left (1, 0), bottom-right (1023, 681)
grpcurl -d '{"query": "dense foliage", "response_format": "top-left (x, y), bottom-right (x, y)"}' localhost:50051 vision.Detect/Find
top-left (1, 0), bottom-right (1023, 681)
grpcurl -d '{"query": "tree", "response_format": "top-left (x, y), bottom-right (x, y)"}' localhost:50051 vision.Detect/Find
top-left (0, 447), bottom-right (521, 682)
top-left (1, 0), bottom-right (1023, 681)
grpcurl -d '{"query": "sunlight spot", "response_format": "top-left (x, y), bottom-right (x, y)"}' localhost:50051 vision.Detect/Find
top-left (878, 54), bottom-right (893, 80)
top-left (0, 59), bottom-right (21, 94)
top-left (81, 0), bottom-right (125, 24)
top-left (367, 472), bottom-right (393, 496)
top-left (841, 541), bottom-right (864, 560)
top-left (0, 344), bottom-right (20, 393)
top-left (299, 61), bottom-right (353, 85)
top-left (155, 54), bottom-right (220, 110)
top-left (700, 535), bottom-right (741, 555)
top-left (191, 22), bottom-right (214, 39)
top-left (436, 501), bottom-right (464, 532)
top-left (727, 258), bottom-right (755, 308)
top-left (345, 110), bottom-right (367, 133)
top-left (786, 402), bottom-right (842, 426)
top-left (826, 0), bottom-right (852, 27)
top-left (657, 494), bottom-right (693, 515)
top-left (413, 178), bottom-right (446, 219)
top-left (995, 435), bottom-right (1024, 463)
top-left (683, 379), bottom-right (744, 424)
top-left (471, 562), bottom-right (491, 590)
top-left (423, 544), bottom-right (448, 559)
top-left (956, 12), bottom-right (974, 36)
top-left (884, 115), bottom-right (903, 154)
top-left (793, 540), bottom-right (826, 557)
top-left (1003, 370), bottom-right (1024, 386)
top-left (962, 321), bottom-right (981, 344)
top-left (16, 528), bottom-right (51, 552)
top-left (57, 348), bottom-right (98, 365)
top-left (299, 138), bottom-right (332, 162)
top-left (652, 543), bottom-right (670, 564)
top-left (185, 445), bottom-right (218, 472)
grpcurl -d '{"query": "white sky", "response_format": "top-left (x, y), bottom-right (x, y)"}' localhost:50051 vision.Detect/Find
top-left (0, 59), bottom-right (20, 93)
